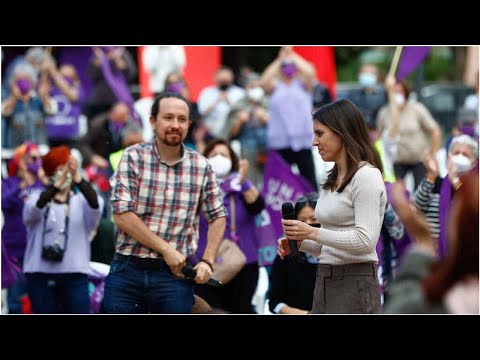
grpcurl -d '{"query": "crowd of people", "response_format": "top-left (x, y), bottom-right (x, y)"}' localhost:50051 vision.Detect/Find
top-left (1, 46), bottom-right (478, 314)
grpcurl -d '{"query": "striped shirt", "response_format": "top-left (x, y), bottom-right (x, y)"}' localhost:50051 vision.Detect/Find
top-left (413, 178), bottom-right (441, 239)
top-left (111, 139), bottom-right (226, 258)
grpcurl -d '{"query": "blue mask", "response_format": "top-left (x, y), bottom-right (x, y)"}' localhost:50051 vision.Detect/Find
top-left (358, 72), bottom-right (377, 88)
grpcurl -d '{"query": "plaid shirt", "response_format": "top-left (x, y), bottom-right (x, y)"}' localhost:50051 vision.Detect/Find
top-left (111, 139), bottom-right (226, 258)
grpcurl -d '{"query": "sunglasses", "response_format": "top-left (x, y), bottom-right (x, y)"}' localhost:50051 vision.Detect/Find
top-left (28, 155), bottom-right (41, 161)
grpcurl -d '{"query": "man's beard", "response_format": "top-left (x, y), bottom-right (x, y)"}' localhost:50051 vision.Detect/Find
top-left (158, 131), bottom-right (183, 146)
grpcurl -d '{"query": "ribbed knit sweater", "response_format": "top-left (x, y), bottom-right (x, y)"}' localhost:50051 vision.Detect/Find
top-left (299, 164), bottom-right (387, 265)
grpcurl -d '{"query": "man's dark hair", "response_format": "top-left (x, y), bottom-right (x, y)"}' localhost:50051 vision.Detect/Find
top-left (150, 92), bottom-right (191, 119)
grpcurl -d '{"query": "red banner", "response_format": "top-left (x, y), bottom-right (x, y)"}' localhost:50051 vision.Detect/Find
top-left (293, 46), bottom-right (337, 99)
top-left (183, 46), bottom-right (221, 102)
top-left (137, 46), bottom-right (221, 102)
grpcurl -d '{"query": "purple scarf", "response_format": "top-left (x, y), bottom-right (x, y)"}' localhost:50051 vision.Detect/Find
top-left (98, 50), bottom-right (142, 128)
top-left (438, 177), bottom-right (453, 258)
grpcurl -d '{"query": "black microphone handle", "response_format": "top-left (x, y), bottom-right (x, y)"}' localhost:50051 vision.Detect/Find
top-left (181, 265), bottom-right (223, 287)
top-left (289, 239), bottom-right (299, 258)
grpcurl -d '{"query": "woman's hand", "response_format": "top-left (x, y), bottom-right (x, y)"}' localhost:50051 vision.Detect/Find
top-left (278, 236), bottom-right (304, 260)
top-left (391, 181), bottom-right (434, 254)
top-left (67, 155), bottom-right (82, 183)
top-left (447, 159), bottom-right (459, 184)
top-left (282, 219), bottom-right (317, 242)
top-left (239, 159), bottom-right (249, 184)
top-left (423, 149), bottom-right (439, 180)
top-left (277, 237), bottom-right (290, 260)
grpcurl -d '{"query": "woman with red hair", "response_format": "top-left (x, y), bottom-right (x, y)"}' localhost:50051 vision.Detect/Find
top-left (1, 141), bottom-right (46, 313)
top-left (385, 171), bottom-right (479, 314)
top-left (22, 146), bottom-right (104, 313)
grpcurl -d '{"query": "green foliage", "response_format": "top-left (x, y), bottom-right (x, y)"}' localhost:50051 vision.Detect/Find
top-left (334, 46), bottom-right (460, 83)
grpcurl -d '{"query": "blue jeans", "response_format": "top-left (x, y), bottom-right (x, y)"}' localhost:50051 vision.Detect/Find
top-left (102, 255), bottom-right (194, 314)
top-left (25, 273), bottom-right (90, 314)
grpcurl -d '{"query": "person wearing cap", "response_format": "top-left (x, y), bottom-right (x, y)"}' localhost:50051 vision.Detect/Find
top-left (1, 141), bottom-right (46, 313)
top-left (22, 146), bottom-right (104, 314)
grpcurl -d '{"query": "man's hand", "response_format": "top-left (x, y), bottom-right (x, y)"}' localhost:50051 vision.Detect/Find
top-left (163, 247), bottom-right (187, 277)
top-left (193, 261), bottom-right (213, 284)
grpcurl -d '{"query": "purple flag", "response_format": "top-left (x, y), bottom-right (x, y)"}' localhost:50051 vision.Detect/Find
top-left (256, 151), bottom-right (315, 266)
top-left (397, 46), bottom-right (431, 81)
top-left (59, 47), bottom-right (93, 101)
top-left (97, 47), bottom-right (142, 128)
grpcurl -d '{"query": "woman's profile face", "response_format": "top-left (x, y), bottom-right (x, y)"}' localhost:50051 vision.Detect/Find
top-left (297, 206), bottom-right (316, 225)
top-left (312, 121), bottom-right (344, 163)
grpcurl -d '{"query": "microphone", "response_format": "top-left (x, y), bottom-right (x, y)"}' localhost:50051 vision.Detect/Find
top-left (282, 201), bottom-right (298, 262)
top-left (181, 265), bottom-right (223, 287)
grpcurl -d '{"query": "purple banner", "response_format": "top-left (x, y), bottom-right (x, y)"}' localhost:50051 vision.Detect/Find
top-left (59, 47), bottom-right (93, 102)
top-left (397, 46), bottom-right (431, 81)
top-left (97, 47), bottom-right (142, 128)
top-left (256, 150), bottom-right (315, 266)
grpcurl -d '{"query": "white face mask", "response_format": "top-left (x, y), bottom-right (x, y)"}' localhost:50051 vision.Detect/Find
top-left (394, 93), bottom-right (406, 106)
top-left (209, 154), bottom-right (232, 178)
top-left (51, 171), bottom-right (72, 190)
top-left (451, 154), bottom-right (473, 174)
top-left (358, 72), bottom-right (377, 88)
top-left (247, 87), bottom-right (264, 102)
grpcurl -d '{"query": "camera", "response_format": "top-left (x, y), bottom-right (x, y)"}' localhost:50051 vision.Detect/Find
top-left (42, 244), bottom-right (64, 262)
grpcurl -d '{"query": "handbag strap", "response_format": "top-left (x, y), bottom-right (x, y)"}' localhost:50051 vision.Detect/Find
top-left (229, 194), bottom-right (237, 239)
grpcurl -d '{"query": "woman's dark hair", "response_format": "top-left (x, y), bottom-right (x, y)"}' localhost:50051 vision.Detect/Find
top-left (203, 138), bottom-right (240, 173)
top-left (150, 92), bottom-right (190, 119)
top-left (312, 99), bottom-right (383, 193)
top-left (295, 193), bottom-right (318, 217)
top-left (422, 171), bottom-right (479, 303)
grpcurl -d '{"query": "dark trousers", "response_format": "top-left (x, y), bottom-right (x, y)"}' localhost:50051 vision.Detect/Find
top-left (311, 263), bottom-right (381, 314)
top-left (195, 263), bottom-right (259, 314)
top-left (393, 162), bottom-right (425, 191)
top-left (102, 253), bottom-right (194, 314)
top-left (25, 273), bottom-right (90, 314)
top-left (277, 148), bottom-right (318, 191)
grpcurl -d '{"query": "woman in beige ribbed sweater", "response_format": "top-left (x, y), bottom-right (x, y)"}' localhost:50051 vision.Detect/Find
top-left (281, 99), bottom-right (387, 313)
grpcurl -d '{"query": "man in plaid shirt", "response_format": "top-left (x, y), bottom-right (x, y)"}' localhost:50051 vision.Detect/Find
top-left (103, 93), bottom-right (227, 313)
